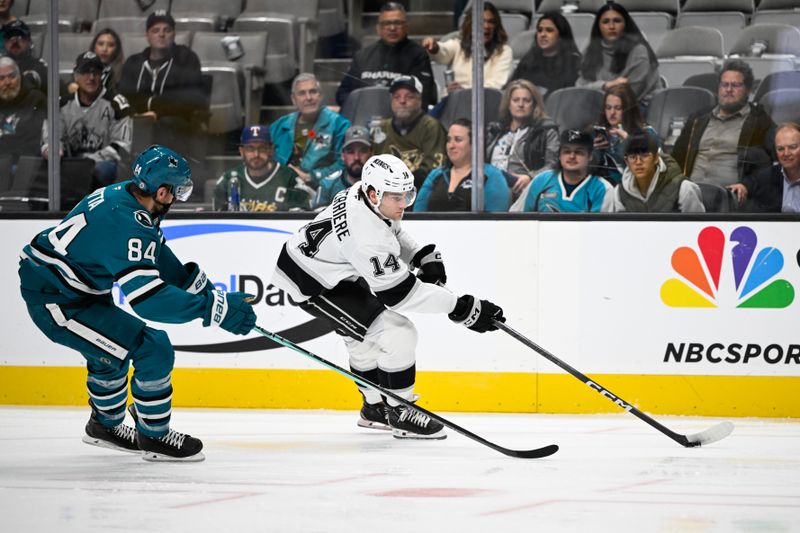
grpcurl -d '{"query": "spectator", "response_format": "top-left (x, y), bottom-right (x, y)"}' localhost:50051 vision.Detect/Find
top-left (313, 125), bottom-right (373, 210)
top-left (118, 11), bottom-right (206, 158)
top-left (486, 79), bottom-right (559, 202)
top-left (508, 12), bottom-right (581, 96)
top-left (521, 129), bottom-right (612, 212)
top-left (213, 125), bottom-right (312, 212)
top-left (577, 2), bottom-right (659, 106)
top-left (672, 59), bottom-right (775, 193)
top-left (270, 73), bottom-right (350, 187)
top-left (336, 2), bottom-right (437, 110)
top-left (0, 0), bottom-right (17, 50)
top-left (591, 83), bottom-right (658, 186)
top-left (0, 56), bottom-right (45, 161)
top-left (422, 1), bottom-right (512, 93)
top-left (68, 29), bottom-right (125, 96)
top-left (371, 75), bottom-right (446, 188)
top-left (736, 123), bottom-right (800, 213)
top-left (41, 52), bottom-right (133, 188)
top-left (1, 20), bottom-right (47, 92)
top-left (415, 118), bottom-right (510, 212)
top-left (609, 130), bottom-right (704, 213)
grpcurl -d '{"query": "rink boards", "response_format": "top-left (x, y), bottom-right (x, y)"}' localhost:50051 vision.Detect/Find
top-left (1, 217), bottom-right (798, 417)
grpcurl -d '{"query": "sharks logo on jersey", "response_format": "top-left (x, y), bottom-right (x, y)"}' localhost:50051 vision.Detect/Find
top-left (134, 210), bottom-right (154, 228)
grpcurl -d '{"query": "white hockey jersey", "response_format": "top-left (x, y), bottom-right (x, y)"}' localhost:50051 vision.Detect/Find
top-left (273, 183), bottom-right (457, 315)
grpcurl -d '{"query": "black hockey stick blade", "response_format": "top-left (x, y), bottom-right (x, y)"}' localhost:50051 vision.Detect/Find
top-left (495, 320), bottom-right (734, 448)
top-left (253, 325), bottom-right (559, 459)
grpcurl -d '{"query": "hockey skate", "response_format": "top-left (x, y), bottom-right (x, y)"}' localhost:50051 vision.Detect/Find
top-left (82, 404), bottom-right (139, 453)
top-left (357, 400), bottom-right (390, 430)
top-left (128, 405), bottom-right (205, 462)
top-left (387, 403), bottom-right (447, 440)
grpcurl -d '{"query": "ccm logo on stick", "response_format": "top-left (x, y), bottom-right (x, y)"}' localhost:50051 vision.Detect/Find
top-left (586, 381), bottom-right (633, 412)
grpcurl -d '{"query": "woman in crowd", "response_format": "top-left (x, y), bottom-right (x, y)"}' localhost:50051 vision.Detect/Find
top-left (486, 79), bottom-right (560, 201)
top-left (415, 118), bottom-right (511, 212)
top-left (422, 1), bottom-right (513, 92)
top-left (67, 28), bottom-right (124, 95)
top-left (591, 83), bottom-right (658, 185)
top-left (576, 1), bottom-right (660, 106)
top-left (508, 12), bottom-right (581, 96)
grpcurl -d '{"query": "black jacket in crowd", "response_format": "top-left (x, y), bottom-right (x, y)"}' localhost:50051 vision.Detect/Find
top-left (335, 38), bottom-right (437, 109)
top-left (0, 80), bottom-right (46, 159)
top-left (118, 44), bottom-right (207, 124)
top-left (742, 163), bottom-right (784, 213)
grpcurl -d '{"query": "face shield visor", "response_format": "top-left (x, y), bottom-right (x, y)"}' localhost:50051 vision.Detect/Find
top-left (379, 187), bottom-right (416, 208)
top-left (171, 177), bottom-right (194, 202)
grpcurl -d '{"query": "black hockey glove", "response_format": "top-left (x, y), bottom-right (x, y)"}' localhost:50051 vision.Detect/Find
top-left (204, 290), bottom-right (257, 335)
top-left (448, 295), bottom-right (505, 333)
top-left (411, 244), bottom-right (447, 286)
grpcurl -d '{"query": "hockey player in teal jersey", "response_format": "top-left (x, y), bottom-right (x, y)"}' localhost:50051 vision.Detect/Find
top-left (18, 145), bottom-right (257, 462)
top-left (521, 129), bottom-right (613, 213)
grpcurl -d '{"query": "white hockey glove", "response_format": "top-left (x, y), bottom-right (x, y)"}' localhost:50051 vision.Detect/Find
top-left (411, 244), bottom-right (446, 286)
top-left (448, 295), bottom-right (505, 333)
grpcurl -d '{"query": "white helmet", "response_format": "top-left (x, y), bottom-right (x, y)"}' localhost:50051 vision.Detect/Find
top-left (360, 154), bottom-right (416, 207)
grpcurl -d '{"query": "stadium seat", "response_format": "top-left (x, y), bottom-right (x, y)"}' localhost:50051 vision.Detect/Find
top-left (232, 16), bottom-right (299, 85)
top-left (754, 0), bottom-right (799, 9)
top-left (630, 12), bottom-right (672, 53)
top-left (683, 72), bottom-right (720, 95)
top-left (501, 13), bottom-right (529, 39)
top-left (752, 11), bottom-right (800, 28)
top-left (759, 88), bottom-right (800, 124)
top-left (728, 24), bottom-right (800, 57)
top-left (26, 0), bottom-right (98, 31)
top-left (57, 33), bottom-right (94, 77)
top-left (537, 0), bottom-right (604, 13)
top-left (682, 0), bottom-right (755, 13)
top-left (753, 70), bottom-right (800, 102)
top-left (170, 0), bottom-right (244, 30)
top-left (676, 13), bottom-right (746, 54)
top-left (645, 87), bottom-right (716, 146)
top-left (241, 0), bottom-right (318, 73)
top-left (543, 87), bottom-right (604, 133)
top-left (614, 0), bottom-right (680, 17)
top-left (203, 66), bottom-right (244, 134)
top-left (656, 27), bottom-right (724, 87)
top-left (461, 0), bottom-right (534, 14)
top-left (97, 0), bottom-right (169, 18)
top-left (510, 29), bottom-right (535, 60)
top-left (438, 88), bottom-right (503, 129)
top-left (318, 0), bottom-right (347, 38)
top-left (120, 31), bottom-right (192, 59)
top-left (697, 182), bottom-right (734, 213)
top-left (91, 17), bottom-right (146, 37)
top-left (340, 86), bottom-right (392, 127)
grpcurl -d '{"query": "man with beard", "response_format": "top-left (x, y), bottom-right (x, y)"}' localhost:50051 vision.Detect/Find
top-left (371, 75), bottom-right (446, 188)
top-left (1, 20), bottom-right (48, 92)
top-left (313, 125), bottom-right (373, 209)
top-left (18, 145), bottom-right (257, 462)
top-left (672, 59), bottom-right (775, 191)
top-left (213, 125), bottom-right (313, 212)
top-left (41, 52), bottom-right (132, 189)
top-left (335, 2), bottom-right (437, 109)
top-left (0, 56), bottom-right (45, 160)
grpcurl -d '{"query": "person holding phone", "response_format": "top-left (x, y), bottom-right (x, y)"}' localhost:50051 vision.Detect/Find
top-left (591, 83), bottom-right (658, 185)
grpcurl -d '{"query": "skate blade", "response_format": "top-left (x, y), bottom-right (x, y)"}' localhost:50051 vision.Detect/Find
top-left (141, 450), bottom-right (206, 462)
top-left (391, 428), bottom-right (447, 440)
top-left (82, 435), bottom-right (140, 454)
top-left (357, 418), bottom-right (391, 431)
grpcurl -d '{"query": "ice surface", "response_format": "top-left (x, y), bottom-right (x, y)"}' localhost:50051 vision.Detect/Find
top-left (1, 407), bottom-right (798, 533)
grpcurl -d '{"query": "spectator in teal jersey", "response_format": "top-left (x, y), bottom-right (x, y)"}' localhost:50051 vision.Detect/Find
top-left (313, 125), bottom-right (373, 210)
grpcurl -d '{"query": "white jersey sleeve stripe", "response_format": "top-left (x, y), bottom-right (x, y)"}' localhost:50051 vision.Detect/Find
top-left (45, 303), bottom-right (129, 360)
top-left (117, 268), bottom-right (160, 286)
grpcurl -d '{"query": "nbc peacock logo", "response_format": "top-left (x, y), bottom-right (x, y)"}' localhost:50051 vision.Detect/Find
top-left (660, 226), bottom-right (795, 309)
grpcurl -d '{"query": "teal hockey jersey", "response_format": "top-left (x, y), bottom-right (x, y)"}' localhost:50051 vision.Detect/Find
top-left (19, 181), bottom-right (209, 324)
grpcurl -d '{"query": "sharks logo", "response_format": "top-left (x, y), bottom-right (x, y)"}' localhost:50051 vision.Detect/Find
top-left (134, 210), bottom-right (154, 228)
top-left (168, 156), bottom-right (178, 168)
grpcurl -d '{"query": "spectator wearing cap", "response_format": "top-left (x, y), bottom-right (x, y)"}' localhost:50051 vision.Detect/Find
top-left (41, 52), bottom-right (133, 188)
top-left (371, 75), bottom-right (446, 188)
top-left (609, 130), bottom-right (704, 213)
top-left (312, 125), bottom-right (373, 210)
top-left (336, 2), bottom-right (437, 110)
top-left (270, 72), bottom-right (350, 188)
top-left (212, 125), bottom-right (313, 212)
top-left (415, 118), bottom-right (510, 212)
top-left (0, 56), bottom-right (45, 162)
top-left (0, 0), bottom-right (17, 48)
top-left (519, 129), bottom-right (613, 212)
top-left (1, 19), bottom-right (48, 92)
top-left (118, 10), bottom-right (206, 157)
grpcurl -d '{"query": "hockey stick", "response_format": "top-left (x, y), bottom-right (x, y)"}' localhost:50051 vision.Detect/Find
top-left (495, 321), bottom-right (734, 448)
top-left (252, 325), bottom-right (559, 459)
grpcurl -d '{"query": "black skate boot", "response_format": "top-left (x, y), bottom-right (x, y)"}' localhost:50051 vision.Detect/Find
top-left (357, 399), bottom-right (390, 430)
top-left (387, 404), bottom-right (447, 440)
top-left (128, 404), bottom-right (205, 462)
top-left (82, 404), bottom-right (139, 453)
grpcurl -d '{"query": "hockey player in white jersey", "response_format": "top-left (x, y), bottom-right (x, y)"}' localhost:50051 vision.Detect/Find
top-left (273, 154), bottom-right (505, 439)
